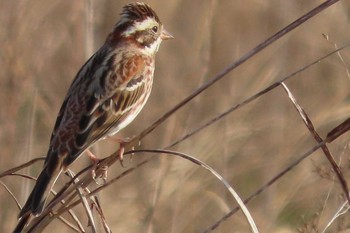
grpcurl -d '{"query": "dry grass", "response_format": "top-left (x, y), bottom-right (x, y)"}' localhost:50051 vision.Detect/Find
top-left (1, 0), bottom-right (350, 232)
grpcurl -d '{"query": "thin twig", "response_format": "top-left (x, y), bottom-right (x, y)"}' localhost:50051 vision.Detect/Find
top-left (56, 159), bottom-right (149, 216)
top-left (321, 201), bottom-right (350, 233)
top-left (0, 180), bottom-right (21, 209)
top-left (0, 157), bottom-right (45, 178)
top-left (281, 82), bottom-right (350, 203)
top-left (323, 33), bottom-right (350, 79)
top-left (56, 216), bottom-right (82, 233)
top-left (326, 118), bottom-right (350, 143)
top-left (66, 170), bottom-right (96, 233)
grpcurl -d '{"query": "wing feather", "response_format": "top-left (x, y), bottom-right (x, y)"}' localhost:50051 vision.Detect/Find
top-left (60, 53), bottom-right (151, 166)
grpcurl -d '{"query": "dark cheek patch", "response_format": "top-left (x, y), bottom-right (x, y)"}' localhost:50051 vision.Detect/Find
top-left (134, 30), bottom-right (156, 48)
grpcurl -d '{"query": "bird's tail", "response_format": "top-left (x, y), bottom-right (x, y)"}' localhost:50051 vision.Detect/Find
top-left (14, 157), bottom-right (62, 232)
top-left (19, 166), bottom-right (60, 217)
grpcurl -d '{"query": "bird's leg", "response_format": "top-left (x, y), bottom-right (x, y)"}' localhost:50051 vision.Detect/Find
top-left (86, 150), bottom-right (108, 185)
top-left (107, 136), bottom-right (134, 167)
top-left (85, 136), bottom-right (132, 184)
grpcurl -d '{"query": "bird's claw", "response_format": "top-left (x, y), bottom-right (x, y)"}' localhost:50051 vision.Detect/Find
top-left (92, 165), bottom-right (108, 186)
top-left (87, 150), bottom-right (108, 185)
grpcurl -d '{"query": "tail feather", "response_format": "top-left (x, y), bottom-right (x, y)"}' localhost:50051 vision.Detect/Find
top-left (13, 149), bottom-right (66, 233)
top-left (13, 212), bottom-right (31, 233)
top-left (18, 151), bottom-right (63, 219)
top-left (14, 164), bottom-right (60, 232)
top-left (18, 165), bottom-right (57, 218)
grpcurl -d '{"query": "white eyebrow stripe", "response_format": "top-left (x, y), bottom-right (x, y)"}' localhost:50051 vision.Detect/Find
top-left (122, 17), bottom-right (156, 37)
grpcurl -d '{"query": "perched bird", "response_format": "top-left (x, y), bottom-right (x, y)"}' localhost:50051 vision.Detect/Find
top-left (14, 2), bottom-right (172, 231)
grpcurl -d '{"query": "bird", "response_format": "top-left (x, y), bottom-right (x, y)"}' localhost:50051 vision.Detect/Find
top-left (14, 2), bottom-right (172, 231)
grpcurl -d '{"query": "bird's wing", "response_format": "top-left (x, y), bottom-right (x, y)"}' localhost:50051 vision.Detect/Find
top-left (47, 49), bottom-right (152, 167)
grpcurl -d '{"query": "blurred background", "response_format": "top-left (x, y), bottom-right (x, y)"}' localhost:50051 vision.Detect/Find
top-left (1, 0), bottom-right (350, 232)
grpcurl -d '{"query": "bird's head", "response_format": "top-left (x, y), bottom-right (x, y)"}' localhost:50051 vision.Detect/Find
top-left (110, 2), bottom-right (173, 56)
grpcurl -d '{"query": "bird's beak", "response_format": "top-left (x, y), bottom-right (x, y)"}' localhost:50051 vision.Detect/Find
top-left (161, 29), bottom-right (174, 40)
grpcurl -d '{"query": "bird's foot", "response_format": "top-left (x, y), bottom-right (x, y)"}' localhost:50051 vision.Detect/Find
top-left (108, 136), bottom-right (135, 167)
top-left (86, 150), bottom-right (108, 185)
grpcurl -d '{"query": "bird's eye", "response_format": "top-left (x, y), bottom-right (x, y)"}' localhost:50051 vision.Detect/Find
top-left (152, 26), bottom-right (158, 33)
